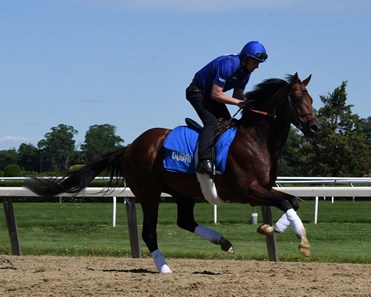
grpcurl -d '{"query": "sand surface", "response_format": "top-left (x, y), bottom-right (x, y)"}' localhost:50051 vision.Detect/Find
top-left (1, 256), bottom-right (371, 296)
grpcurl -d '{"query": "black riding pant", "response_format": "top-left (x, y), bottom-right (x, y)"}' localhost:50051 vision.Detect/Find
top-left (186, 82), bottom-right (231, 161)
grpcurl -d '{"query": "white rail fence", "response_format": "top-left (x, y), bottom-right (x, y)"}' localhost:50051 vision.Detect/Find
top-left (0, 187), bottom-right (141, 258)
top-left (1, 177), bottom-right (371, 262)
top-left (212, 177), bottom-right (371, 224)
top-left (0, 185), bottom-right (278, 261)
top-left (275, 177), bottom-right (371, 225)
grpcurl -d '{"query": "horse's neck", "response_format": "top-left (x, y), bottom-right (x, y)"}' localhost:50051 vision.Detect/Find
top-left (255, 120), bottom-right (291, 155)
top-left (255, 93), bottom-right (291, 154)
top-left (269, 122), bottom-right (291, 154)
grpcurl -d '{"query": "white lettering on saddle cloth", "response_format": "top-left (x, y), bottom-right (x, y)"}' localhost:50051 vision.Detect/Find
top-left (171, 151), bottom-right (192, 163)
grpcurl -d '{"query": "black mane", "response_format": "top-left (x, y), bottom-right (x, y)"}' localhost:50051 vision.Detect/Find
top-left (244, 78), bottom-right (287, 109)
top-left (239, 75), bottom-right (297, 125)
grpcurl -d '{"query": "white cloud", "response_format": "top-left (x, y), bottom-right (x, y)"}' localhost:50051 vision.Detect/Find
top-left (112, 0), bottom-right (294, 12)
top-left (62, 0), bottom-right (371, 13)
top-left (0, 136), bottom-right (30, 142)
top-left (0, 136), bottom-right (34, 150)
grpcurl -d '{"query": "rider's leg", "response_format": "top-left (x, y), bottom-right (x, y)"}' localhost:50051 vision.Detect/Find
top-left (186, 89), bottom-right (216, 175)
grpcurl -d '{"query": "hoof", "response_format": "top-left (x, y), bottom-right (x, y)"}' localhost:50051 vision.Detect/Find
top-left (159, 264), bottom-right (172, 273)
top-left (299, 236), bottom-right (311, 257)
top-left (220, 237), bottom-right (234, 254)
top-left (257, 224), bottom-right (274, 235)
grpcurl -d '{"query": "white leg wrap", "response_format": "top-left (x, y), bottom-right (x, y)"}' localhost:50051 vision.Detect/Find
top-left (195, 225), bottom-right (223, 244)
top-left (286, 208), bottom-right (305, 238)
top-left (151, 249), bottom-right (172, 273)
top-left (274, 213), bottom-right (291, 233)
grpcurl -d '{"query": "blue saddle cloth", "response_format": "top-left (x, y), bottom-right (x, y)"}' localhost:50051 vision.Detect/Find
top-left (163, 126), bottom-right (237, 174)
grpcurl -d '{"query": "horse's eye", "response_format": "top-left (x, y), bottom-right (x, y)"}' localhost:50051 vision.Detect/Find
top-left (292, 95), bottom-right (301, 103)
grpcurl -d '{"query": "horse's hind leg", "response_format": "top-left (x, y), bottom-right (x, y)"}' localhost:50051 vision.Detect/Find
top-left (130, 183), bottom-right (172, 274)
top-left (139, 198), bottom-right (172, 274)
top-left (175, 195), bottom-right (234, 253)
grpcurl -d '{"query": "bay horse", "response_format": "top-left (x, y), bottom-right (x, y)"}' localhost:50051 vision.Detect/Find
top-left (25, 73), bottom-right (321, 273)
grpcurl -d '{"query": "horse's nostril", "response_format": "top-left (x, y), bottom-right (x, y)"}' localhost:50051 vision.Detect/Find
top-left (310, 125), bottom-right (321, 133)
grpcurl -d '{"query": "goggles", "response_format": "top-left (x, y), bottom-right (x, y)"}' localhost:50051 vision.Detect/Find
top-left (247, 52), bottom-right (268, 61)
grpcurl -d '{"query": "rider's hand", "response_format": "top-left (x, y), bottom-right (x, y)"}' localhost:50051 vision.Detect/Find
top-left (237, 99), bottom-right (254, 109)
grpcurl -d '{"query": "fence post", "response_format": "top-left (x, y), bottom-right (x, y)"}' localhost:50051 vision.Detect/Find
top-left (112, 197), bottom-right (117, 227)
top-left (314, 196), bottom-right (319, 224)
top-left (2, 198), bottom-right (22, 255)
top-left (125, 197), bottom-right (141, 258)
top-left (261, 205), bottom-right (278, 262)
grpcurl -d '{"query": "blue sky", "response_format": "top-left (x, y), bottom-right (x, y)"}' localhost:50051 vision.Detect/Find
top-left (1, 0), bottom-right (370, 150)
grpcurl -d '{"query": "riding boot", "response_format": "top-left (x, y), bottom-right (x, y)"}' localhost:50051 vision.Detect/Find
top-left (196, 159), bottom-right (214, 176)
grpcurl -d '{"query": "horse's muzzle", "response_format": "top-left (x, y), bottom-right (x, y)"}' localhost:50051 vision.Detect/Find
top-left (310, 123), bottom-right (321, 134)
top-left (304, 121), bottom-right (321, 137)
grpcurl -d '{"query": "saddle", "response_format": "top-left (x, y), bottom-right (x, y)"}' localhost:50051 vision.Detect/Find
top-left (162, 118), bottom-right (237, 175)
top-left (162, 118), bottom-right (237, 205)
top-left (163, 118), bottom-right (237, 205)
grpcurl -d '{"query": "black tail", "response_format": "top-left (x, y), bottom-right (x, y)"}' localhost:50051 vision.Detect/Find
top-left (24, 147), bottom-right (127, 196)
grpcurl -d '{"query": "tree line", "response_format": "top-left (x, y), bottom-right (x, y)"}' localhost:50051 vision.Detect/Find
top-left (0, 124), bottom-right (124, 176)
top-left (278, 81), bottom-right (370, 177)
top-left (1, 81), bottom-right (370, 177)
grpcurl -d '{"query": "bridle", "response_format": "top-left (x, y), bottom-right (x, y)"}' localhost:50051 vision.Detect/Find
top-left (232, 81), bottom-right (317, 131)
top-left (287, 89), bottom-right (317, 130)
top-left (242, 86), bottom-right (316, 130)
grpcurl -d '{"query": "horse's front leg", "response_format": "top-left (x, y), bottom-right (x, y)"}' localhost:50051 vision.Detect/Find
top-left (258, 208), bottom-right (311, 257)
top-left (249, 185), bottom-right (311, 257)
top-left (273, 209), bottom-right (310, 256)
top-left (175, 195), bottom-right (234, 253)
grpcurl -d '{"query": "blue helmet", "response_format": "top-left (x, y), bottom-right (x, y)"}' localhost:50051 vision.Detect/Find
top-left (240, 41), bottom-right (268, 62)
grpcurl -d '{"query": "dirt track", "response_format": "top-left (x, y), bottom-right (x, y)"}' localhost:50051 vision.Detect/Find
top-left (1, 256), bottom-right (371, 296)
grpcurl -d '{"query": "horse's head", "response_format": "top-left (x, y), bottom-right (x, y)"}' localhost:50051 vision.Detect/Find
top-left (283, 73), bottom-right (321, 137)
top-left (241, 73), bottom-right (321, 137)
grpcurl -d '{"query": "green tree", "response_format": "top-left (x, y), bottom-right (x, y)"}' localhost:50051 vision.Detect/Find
top-left (17, 143), bottom-right (40, 172)
top-left (277, 127), bottom-right (303, 176)
top-left (38, 124), bottom-right (78, 171)
top-left (80, 124), bottom-right (124, 162)
top-left (297, 81), bottom-right (369, 176)
top-left (359, 117), bottom-right (371, 151)
top-left (3, 164), bottom-right (22, 177)
top-left (359, 117), bottom-right (371, 175)
top-left (0, 149), bottom-right (18, 172)
top-left (70, 150), bottom-right (85, 167)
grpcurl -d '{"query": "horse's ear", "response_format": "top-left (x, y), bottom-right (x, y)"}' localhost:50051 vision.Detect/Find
top-left (302, 74), bottom-right (312, 86)
top-left (290, 72), bottom-right (299, 84)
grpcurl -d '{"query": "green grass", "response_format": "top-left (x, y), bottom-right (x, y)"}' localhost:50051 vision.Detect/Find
top-left (0, 200), bottom-right (370, 263)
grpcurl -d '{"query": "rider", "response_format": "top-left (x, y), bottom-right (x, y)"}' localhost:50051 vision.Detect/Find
top-left (186, 41), bottom-right (268, 176)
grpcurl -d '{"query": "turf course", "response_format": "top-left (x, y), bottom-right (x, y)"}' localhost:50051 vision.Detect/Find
top-left (0, 200), bottom-right (370, 263)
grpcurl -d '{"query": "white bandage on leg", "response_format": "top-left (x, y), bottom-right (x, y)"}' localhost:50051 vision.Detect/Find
top-left (195, 225), bottom-right (223, 244)
top-left (285, 208), bottom-right (305, 238)
top-left (151, 249), bottom-right (172, 273)
top-left (274, 212), bottom-right (291, 233)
